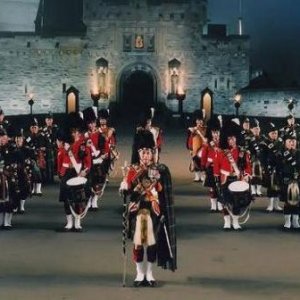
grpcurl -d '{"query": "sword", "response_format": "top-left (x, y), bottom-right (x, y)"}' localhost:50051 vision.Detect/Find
top-left (159, 215), bottom-right (173, 259)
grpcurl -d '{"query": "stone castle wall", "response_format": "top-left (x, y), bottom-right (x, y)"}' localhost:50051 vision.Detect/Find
top-left (0, 0), bottom-right (250, 116)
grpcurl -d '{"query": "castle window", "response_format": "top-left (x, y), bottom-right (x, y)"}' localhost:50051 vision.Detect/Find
top-left (214, 79), bottom-right (218, 89)
top-left (168, 59), bottom-right (182, 99)
top-left (170, 13), bottom-right (174, 20)
top-left (95, 58), bottom-right (109, 100)
top-left (227, 79), bottom-right (231, 89)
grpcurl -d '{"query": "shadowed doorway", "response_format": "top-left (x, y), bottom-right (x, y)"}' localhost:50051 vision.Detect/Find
top-left (121, 70), bottom-right (155, 123)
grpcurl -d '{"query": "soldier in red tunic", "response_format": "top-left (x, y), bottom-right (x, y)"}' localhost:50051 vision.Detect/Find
top-left (120, 130), bottom-right (176, 287)
top-left (214, 119), bottom-right (252, 230)
top-left (57, 113), bottom-right (92, 232)
top-left (201, 116), bottom-right (222, 212)
top-left (186, 109), bottom-right (207, 182)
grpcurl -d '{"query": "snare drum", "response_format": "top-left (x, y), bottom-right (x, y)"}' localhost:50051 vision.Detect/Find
top-left (66, 176), bottom-right (87, 203)
top-left (228, 180), bottom-right (251, 209)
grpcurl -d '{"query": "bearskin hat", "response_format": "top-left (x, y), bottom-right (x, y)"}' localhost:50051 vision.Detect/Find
top-left (206, 115), bottom-right (221, 141)
top-left (192, 109), bottom-right (204, 123)
top-left (0, 106), bottom-right (4, 115)
top-left (138, 107), bottom-right (155, 127)
top-left (45, 111), bottom-right (53, 119)
top-left (283, 129), bottom-right (297, 141)
top-left (10, 127), bottom-right (24, 138)
top-left (61, 112), bottom-right (85, 141)
top-left (219, 118), bottom-right (242, 149)
top-left (131, 129), bottom-right (155, 164)
top-left (134, 130), bottom-right (155, 150)
top-left (242, 117), bottom-right (250, 124)
top-left (30, 117), bottom-right (39, 127)
top-left (83, 107), bottom-right (97, 124)
top-left (15, 128), bottom-right (24, 137)
top-left (265, 122), bottom-right (277, 134)
top-left (286, 113), bottom-right (294, 120)
top-left (249, 118), bottom-right (260, 129)
top-left (98, 109), bottom-right (110, 120)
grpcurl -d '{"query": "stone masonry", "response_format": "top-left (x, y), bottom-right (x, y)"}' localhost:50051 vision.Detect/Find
top-left (0, 0), bottom-right (250, 116)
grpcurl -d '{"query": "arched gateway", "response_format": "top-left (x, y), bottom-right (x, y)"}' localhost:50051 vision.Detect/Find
top-left (117, 64), bottom-right (159, 120)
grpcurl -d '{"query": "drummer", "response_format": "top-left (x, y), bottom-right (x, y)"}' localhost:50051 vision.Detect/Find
top-left (57, 113), bottom-right (92, 232)
top-left (214, 119), bottom-right (252, 230)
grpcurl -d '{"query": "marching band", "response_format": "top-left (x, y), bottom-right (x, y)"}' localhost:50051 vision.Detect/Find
top-left (2, 103), bottom-right (300, 287)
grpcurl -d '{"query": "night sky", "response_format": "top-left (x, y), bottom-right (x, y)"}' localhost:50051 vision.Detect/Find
top-left (209, 0), bottom-right (300, 85)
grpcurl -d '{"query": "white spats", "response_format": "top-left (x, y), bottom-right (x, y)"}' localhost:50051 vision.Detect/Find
top-left (217, 201), bottom-right (223, 211)
top-left (232, 215), bottom-right (242, 230)
top-left (210, 198), bottom-right (217, 211)
top-left (292, 215), bottom-right (300, 229)
top-left (223, 215), bottom-right (231, 229)
top-left (284, 214), bottom-right (291, 229)
top-left (64, 214), bottom-right (73, 230)
top-left (135, 262), bottom-right (145, 282)
top-left (91, 195), bottom-right (98, 209)
top-left (74, 216), bottom-right (82, 230)
top-left (256, 185), bottom-right (262, 196)
top-left (194, 171), bottom-right (201, 182)
top-left (36, 183), bottom-right (42, 195)
top-left (4, 213), bottom-right (12, 227)
top-left (266, 197), bottom-right (274, 212)
top-left (146, 262), bottom-right (155, 282)
top-left (251, 185), bottom-right (256, 196)
top-left (20, 199), bottom-right (26, 212)
top-left (274, 198), bottom-right (283, 211)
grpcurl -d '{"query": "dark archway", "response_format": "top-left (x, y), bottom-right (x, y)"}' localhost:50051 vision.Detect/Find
top-left (121, 70), bottom-right (155, 119)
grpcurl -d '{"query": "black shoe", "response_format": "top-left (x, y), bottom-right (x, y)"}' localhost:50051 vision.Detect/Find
top-left (36, 193), bottom-right (43, 197)
top-left (18, 209), bottom-right (25, 215)
top-left (146, 280), bottom-right (157, 287)
top-left (223, 227), bottom-right (232, 231)
top-left (133, 280), bottom-right (144, 288)
top-left (62, 227), bottom-right (73, 232)
top-left (2, 225), bottom-right (12, 230)
top-left (74, 227), bottom-right (83, 233)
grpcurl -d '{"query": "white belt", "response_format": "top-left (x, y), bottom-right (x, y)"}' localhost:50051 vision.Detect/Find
top-left (93, 158), bottom-right (103, 165)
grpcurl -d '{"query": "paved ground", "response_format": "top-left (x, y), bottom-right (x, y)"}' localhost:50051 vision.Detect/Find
top-left (1, 128), bottom-right (300, 300)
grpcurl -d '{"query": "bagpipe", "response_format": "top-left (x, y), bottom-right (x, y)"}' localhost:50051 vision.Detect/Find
top-left (36, 148), bottom-right (47, 170)
top-left (0, 160), bottom-right (9, 203)
top-left (4, 163), bottom-right (21, 199)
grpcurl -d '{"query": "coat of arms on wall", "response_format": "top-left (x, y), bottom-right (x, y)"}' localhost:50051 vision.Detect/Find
top-left (135, 34), bottom-right (144, 49)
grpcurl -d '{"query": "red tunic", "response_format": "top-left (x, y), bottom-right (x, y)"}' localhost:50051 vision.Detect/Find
top-left (213, 147), bottom-right (251, 184)
top-left (201, 141), bottom-right (219, 169)
top-left (57, 137), bottom-right (92, 177)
